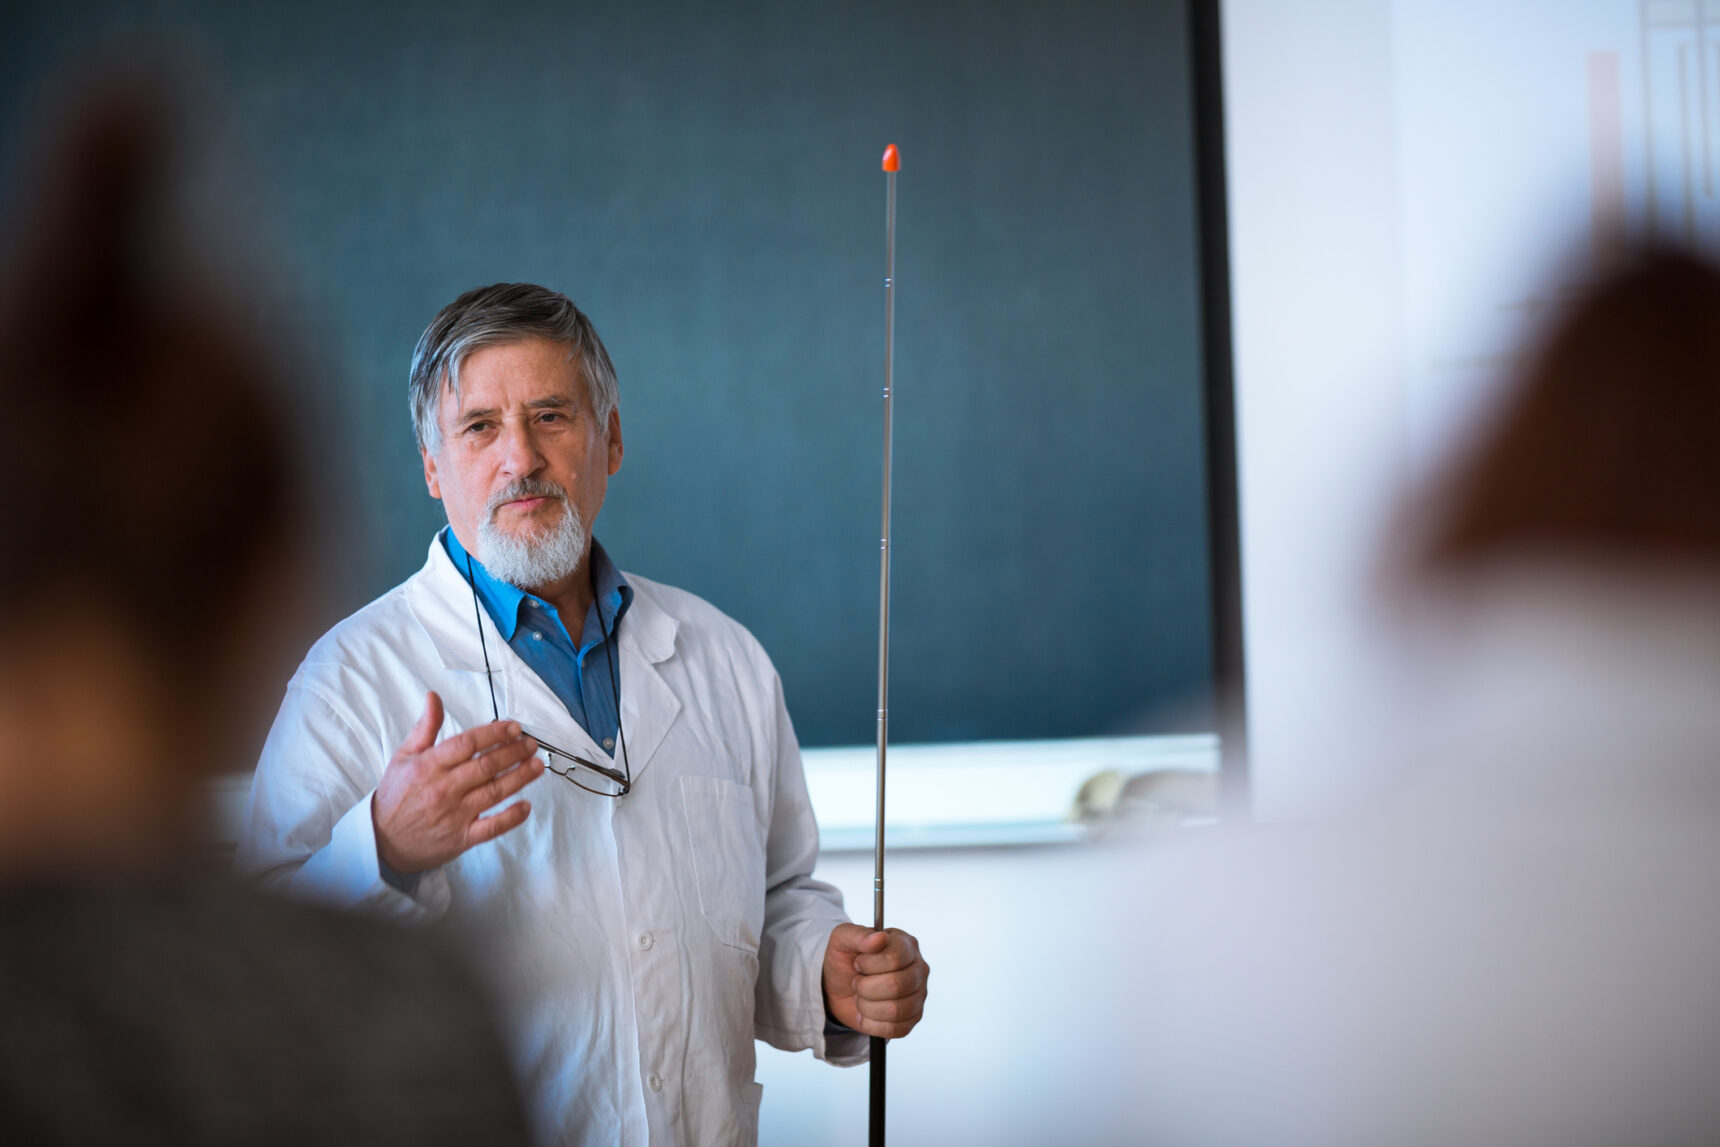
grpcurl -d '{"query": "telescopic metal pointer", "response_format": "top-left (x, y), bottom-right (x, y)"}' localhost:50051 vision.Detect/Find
top-left (870, 140), bottom-right (900, 1147)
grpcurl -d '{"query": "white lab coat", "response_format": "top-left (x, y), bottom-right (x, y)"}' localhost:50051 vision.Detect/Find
top-left (237, 538), bottom-right (863, 1147)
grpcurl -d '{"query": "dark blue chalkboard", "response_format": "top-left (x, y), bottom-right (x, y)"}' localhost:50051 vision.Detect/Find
top-left (2, 0), bottom-right (1212, 746)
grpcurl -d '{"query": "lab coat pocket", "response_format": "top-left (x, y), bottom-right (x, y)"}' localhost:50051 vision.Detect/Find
top-left (739, 1081), bottom-right (763, 1141)
top-left (679, 774), bottom-right (765, 953)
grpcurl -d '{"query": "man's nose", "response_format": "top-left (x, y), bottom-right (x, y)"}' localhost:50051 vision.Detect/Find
top-left (498, 418), bottom-right (545, 477)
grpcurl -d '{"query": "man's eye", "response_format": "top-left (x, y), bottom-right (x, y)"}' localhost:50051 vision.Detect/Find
top-left (463, 421), bottom-right (493, 434)
top-left (537, 411), bottom-right (565, 423)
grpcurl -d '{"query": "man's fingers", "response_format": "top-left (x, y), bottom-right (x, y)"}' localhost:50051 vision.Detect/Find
top-left (855, 965), bottom-right (928, 1001)
top-left (847, 999), bottom-right (925, 1039)
top-left (399, 692), bottom-right (445, 755)
top-left (464, 755), bottom-right (545, 812)
top-left (828, 923), bottom-right (889, 957)
top-left (854, 949), bottom-right (912, 975)
top-left (466, 799), bottom-right (531, 847)
top-left (823, 925), bottom-right (927, 1040)
top-left (449, 734), bottom-right (539, 794)
top-left (423, 719), bottom-right (522, 769)
top-left (856, 990), bottom-right (926, 1025)
top-left (854, 932), bottom-right (921, 975)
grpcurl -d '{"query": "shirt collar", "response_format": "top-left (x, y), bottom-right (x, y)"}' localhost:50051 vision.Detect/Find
top-left (588, 538), bottom-right (633, 644)
top-left (440, 526), bottom-right (631, 645)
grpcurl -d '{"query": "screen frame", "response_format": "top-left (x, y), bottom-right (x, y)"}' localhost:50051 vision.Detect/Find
top-left (1189, 0), bottom-right (1250, 818)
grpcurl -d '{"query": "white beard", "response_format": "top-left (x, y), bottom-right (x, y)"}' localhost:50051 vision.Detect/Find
top-left (476, 483), bottom-right (585, 592)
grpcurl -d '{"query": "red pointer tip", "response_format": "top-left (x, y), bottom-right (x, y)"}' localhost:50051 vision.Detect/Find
top-left (882, 143), bottom-right (900, 172)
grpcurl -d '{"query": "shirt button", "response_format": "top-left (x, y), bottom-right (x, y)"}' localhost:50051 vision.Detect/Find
top-left (637, 931), bottom-right (654, 950)
top-left (648, 1073), bottom-right (664, 1093)
top-left (602, 737), bottom-right (615, 750)
top-left (531, 631), bottom-right (544, 642)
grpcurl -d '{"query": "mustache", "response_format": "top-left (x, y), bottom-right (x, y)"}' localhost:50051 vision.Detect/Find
top-left (484, 478), bottom-right (570, 522)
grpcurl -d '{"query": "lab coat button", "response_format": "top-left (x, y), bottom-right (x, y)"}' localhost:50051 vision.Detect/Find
top-left (637, 931), bottom-right (654, 950)
top-left (648, 1073), bottom-right (664, 1093)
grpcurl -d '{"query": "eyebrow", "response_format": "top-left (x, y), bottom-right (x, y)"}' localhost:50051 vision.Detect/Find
top-left (455, 396), bottom-right (575, 428)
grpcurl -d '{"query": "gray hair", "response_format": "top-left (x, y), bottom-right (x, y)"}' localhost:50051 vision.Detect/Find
top-left (409, 283), bottom-right (620, 453)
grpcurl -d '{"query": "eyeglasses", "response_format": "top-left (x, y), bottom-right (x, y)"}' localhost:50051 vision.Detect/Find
top-left (463, 551), bottom-right (632, 798)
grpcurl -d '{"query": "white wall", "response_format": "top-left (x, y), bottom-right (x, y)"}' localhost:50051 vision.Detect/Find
top-left (754, 841), bottom-right (1167, 1147)
top-left (1224, 0), bottom-right (1410, 819)
top-left (1226, 0), bottom-right (1672, 817)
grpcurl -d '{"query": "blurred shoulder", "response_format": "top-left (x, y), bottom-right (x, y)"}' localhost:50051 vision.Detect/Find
top-left (300, 577), bottom-right (424, 671)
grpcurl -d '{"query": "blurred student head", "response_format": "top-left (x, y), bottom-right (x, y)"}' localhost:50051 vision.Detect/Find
top-left (1420, 247), bottom-right (1720, 581)
top-left (0, 65), bottom-right (311, 874)
top-left (1112, 247), bottom-right (1720, 1147)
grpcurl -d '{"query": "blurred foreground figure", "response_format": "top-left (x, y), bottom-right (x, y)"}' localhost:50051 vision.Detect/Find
top-left (1112, 250), bottom-right (1720, 1146)
top-left (0, 69), bottom-right (530, 1145)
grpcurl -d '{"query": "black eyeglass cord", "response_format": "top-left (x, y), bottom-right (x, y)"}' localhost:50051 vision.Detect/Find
top-left (465, 551), bottom-right (502, 723)
top-left (600, 596), bottom-right (631, 787)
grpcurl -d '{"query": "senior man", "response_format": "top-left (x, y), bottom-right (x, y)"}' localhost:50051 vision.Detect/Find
top-left (238, 283), bottom-right (928, 1146)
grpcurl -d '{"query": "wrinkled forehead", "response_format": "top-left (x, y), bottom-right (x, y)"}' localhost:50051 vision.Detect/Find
top-left (437, 338), bottom-right (587, 420)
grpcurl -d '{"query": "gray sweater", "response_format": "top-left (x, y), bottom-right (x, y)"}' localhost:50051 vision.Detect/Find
top-left (0, 876), bottom-right (532, 1146)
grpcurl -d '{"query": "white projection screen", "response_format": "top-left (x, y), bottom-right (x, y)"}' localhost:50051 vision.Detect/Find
top-left (1221, 0), bottom-right (1712, 816)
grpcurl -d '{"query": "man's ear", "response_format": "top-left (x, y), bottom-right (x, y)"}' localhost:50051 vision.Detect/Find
top-left (606, 408), bottom-right (624, 477)
top-left (422, 444), bottom-right (442, 500)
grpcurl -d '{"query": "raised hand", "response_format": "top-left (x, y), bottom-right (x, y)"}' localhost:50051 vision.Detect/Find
top-left (372, 691), bottom-right (544, 875)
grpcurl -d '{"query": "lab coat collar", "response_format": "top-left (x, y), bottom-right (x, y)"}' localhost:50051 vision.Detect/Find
top-left (405, 536), bottom-right (682, 782)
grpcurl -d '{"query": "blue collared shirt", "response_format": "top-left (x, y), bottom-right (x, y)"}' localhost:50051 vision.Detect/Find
top-left (441, 527), bottom-right (632, 753)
